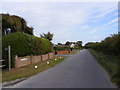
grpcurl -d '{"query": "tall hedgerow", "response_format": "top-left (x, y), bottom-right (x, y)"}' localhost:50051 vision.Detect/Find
top-left (85, 34), bottom-right (120, 56)
top-left (2, 32), bottom-right (54, 68)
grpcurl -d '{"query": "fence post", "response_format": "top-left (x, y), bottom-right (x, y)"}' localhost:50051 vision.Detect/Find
top-left (8, 45), bottom-right (11, 70)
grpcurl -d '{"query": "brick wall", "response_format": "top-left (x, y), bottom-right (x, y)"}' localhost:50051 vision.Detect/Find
top-left (31, 55), bottom-right (42, 64)
top-left (49, 52), bottom-right (55, 59)
top-left (15, 52), bottom-right (54, 68)
top-left (57, 51), bottom-right (70, 54)
top-left (42, 54), bottom-right (49, 61)
top-left (15, 55), bottom-right (31, 68)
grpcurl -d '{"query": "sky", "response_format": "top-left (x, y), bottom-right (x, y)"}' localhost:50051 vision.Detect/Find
top-left (0, 0), bottom-right (118, 45)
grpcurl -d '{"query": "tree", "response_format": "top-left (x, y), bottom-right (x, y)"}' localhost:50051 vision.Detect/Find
top-left (57, 43), bottom-right (63, 45)
top-left (2, 14), bottom-right (33, 35)
top-left (40, 32), bottom-right (53, 41)
top-left (76, 41), bottom-right (82, 47)
top-left (65, 41), bottom-right (71, 46)
top-left (84, 42), bottom-right (97, 49)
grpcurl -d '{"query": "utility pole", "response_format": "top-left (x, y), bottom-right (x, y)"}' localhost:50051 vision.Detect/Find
top-left (8, 45), bottom-right (11, 70)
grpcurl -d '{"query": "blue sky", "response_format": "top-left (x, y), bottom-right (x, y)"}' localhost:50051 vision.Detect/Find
top-left (1, 1), bottom-right (118, 45)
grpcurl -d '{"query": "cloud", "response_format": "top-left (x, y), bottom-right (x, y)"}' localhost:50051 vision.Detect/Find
top-left (92, 7), bottom-right (117, 19)
top-left (80, 25), bottom-right (90, 30)
top-left (90, 29), bottom-right (98, 34)
top-left (1, 2), bottom-right (118, 44)
top-left (1, 0), bottom-right (118, 2)
top-left (89, 18), bottom-right (118, 34)
top-left (103, 18), bottom-right (118, 27)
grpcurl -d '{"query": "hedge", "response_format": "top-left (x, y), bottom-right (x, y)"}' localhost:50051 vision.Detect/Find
top-left (54, 46), bottom-right (70, 51)
top-left (85, 34), bottom-right (120, 56)
top-left (2, 32), bottom-right (54, 68)
top-left (54, 45), bottom-right (81, 52)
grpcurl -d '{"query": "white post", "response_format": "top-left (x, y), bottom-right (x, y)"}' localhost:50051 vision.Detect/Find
top-left (8, 46), bottom-right (11, 70)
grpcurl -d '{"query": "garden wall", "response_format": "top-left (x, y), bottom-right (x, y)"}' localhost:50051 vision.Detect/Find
top-left (57, 51), bottom-right (70, 54)
top-left (15, 52), bottom-right (55, 68)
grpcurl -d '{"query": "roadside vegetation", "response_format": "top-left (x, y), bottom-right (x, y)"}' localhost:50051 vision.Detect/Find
top-left (54, 41), bottom-right (82, 53)
top-left (89, 49), bottom-right (118, 85)
top-left (85, 34), bottom-right (120, 87)
top-left (2, 14), bottom-right (33, 35)
top-left (63, 49), bottom-right (80, 55)
top-left (2, 32), bottom-right (53, 69)
top-left (2, 56), bottom-right (64, 82)
top-left (2, 13), bottom-right (82, 82)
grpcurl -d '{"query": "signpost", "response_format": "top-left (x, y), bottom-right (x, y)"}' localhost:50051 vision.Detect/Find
top-left (4, 46), bottom-right (11, 70)
top-left (8, 46), bottom-right (11, 70)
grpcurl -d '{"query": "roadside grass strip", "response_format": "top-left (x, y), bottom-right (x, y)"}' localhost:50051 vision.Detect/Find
top-left (89, 49), bottom-right (118, 87)
top-left (2, 56), bottom-right (65, 82)
top-left (62, 50), bottom-right (80, 55)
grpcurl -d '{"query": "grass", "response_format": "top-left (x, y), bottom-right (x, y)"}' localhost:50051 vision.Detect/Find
top-left (62, 49), bottom-right (80, 55)
top-left (70, 49), bottom-right (80, 54)
top-left (2, 56), bottom-right (65, 82)
top-left (89, 49), bottom-right (119, 87)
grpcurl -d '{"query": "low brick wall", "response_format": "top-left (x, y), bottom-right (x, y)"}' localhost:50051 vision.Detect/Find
top-left (31, 55), bottom-right (42, 64)
top-left (15, 55), bottom-right (31, 68)
top-left (57, 51), bottom-right (70, 54)
top-left (15, 52), bottom-right (54, 68)
top-left (42, 54), bottom-right (49, 61)
top-left (49, 52), bottom-right (55, 59)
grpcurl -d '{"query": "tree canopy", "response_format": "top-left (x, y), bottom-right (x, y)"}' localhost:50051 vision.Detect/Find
top-left (65, 41), bottom-right (71, 45)
top-left (76, 41), bottom-right (82, 47)
top-left (2, 14), bottom-right (33, 35)
top-left (40, 32), bottom-right (53, 41)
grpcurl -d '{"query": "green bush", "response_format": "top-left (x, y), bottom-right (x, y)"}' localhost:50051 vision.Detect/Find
top-left (2, 32), bottom-right (54, 68)
top-left (54, 45), bottom-right (81, 51)
top-left (54, 46), bottom-right (70, 51)
top-left (85, 34), bottom-right (120, 56)
top-left (74, 46), bottom-right (81, 50)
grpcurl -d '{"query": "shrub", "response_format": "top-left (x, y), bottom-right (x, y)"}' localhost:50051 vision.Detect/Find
top-left (54, 46), bottom-right (70, 51)
top-left (85, 34), bottom-right (120, 56)
top-left (2, 32), bottom-right (54, 68)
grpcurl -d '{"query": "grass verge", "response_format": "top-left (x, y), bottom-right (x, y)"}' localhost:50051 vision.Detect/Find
top-left (70, 49), bottom-right (80, 54)
top-left (89, 49), bottom-right (119, 87)
top-left (62, 49), bottom-right (80, 55)
top-left (2, 56), bottom-right (65, 82)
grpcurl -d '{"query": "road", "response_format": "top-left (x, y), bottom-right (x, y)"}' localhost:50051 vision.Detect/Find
top-left (7, 49), bottom-right (116, 88)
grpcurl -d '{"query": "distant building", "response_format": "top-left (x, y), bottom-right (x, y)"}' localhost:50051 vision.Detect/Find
top-left (70, 43), bottom-right (75, 48)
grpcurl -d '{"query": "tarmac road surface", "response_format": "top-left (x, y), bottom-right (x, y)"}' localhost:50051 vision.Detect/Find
top-left (6, 49), bottom-right (116, 88)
